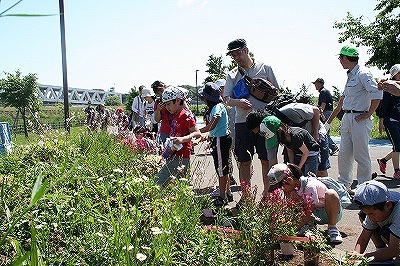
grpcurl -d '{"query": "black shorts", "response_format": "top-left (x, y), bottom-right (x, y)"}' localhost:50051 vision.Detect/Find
top-left (211, 135), bottom-right (233, 177)
top-left (234, 123), bottom-right (268, 162)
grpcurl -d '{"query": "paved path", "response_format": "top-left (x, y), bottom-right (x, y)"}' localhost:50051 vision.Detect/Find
top-left (190, 138), bottom-right (400, 263)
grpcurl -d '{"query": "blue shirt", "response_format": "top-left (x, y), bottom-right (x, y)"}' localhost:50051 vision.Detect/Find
top-left (209, 103), bottom-right (229, 137)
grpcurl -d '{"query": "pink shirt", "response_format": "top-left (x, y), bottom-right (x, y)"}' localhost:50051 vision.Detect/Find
top-left (298, 176), bottom-right (328, 209)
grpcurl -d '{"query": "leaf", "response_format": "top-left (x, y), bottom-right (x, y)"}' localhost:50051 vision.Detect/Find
top-left (29, 174), bottom-right (47, 207)
top-left (0, 13), bottom-right (57, 17)
top-left (11, 251), bottom-right (31, 266)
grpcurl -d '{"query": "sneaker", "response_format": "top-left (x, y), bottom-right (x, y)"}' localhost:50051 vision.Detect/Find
top-left (377, 158), bottom-right (387, 174)
top-left (211, 188), bottom-right (220, 199)
top-left (330, 146), bottom-right (339, 156)
top-left (230, 175), bottom-right (237, 186)
top-left (393, 170), bottom-right (400, 179)
top-left (344, 185), bottom-right (355, 196)
top-left (226, 193), bottom-right (234, 203)
top-left (328, 227), bottom-right (343, 244)
top-left (213, 196), bottom-right (227, 208)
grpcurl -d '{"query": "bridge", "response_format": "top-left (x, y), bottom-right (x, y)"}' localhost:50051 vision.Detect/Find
top-left (38, 84), bottom-right (123, 105)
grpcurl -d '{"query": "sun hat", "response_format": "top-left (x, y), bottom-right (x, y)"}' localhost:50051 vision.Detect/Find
top-left (141, 87), bottom-right (155, 98)
top-left (259, 116), bottom-right (281, 148)
top-left (354, 180), bottom-right (396, 206)
top-left (198, 82), bottom-right (222, 103)
top-left (390, 64), bottom-right (400, 79)
top-left (312, 78), bottom-right (324, 84)
top-left (215, 79), bottom-right (226, 88)
top-left (162, 86), bottom-right (185, 103)
top-left (226, 39), bottom-right (246, 55)
top-left (339, 45), bottom-right (359, 57)
top-left (268, 163), bottom-right (290, 186)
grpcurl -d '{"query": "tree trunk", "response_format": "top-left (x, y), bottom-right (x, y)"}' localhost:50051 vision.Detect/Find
top-left (13, 110), bottom-right (19, 135)
top-left (21, 108), bottom-right (28, 138)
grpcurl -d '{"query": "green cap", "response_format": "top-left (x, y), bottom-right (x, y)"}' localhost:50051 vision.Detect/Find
top-left (339, 45), bottom-right (359, 57)
top-left (259, 116), bottom-right (281, 148)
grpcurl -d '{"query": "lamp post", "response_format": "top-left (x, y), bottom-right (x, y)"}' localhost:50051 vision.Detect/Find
top-left (195, 69), bottom-right (199, 114)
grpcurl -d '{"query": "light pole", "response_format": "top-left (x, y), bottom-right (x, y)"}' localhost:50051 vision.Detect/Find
top-left (59, 0), bottom-right (70, 134)
top-left (195, 69), bottom-right (199, 114)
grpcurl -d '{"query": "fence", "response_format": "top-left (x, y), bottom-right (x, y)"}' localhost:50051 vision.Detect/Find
top-left (10, 120), bottom-right (85, 135)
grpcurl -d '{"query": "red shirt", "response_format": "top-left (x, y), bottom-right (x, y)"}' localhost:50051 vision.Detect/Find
top-left (155, 99), bottom-right (172, 134)
top-left (171, 108), bottom-right (196, 158)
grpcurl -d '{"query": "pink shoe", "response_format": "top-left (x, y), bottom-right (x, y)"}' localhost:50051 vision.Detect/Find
top-left (393, 170), bottom-right (400, 179)
top-left (377, 159), bottom-right (387, 174)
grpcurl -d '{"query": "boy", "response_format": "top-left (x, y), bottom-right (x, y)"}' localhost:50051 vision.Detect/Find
top-left (352, 180), bottom-right (400, 263)
top-left (156, 86), bottom-right (201, 187)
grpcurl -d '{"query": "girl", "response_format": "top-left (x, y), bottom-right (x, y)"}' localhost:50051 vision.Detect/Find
top-left (141, 87), bottom-right (158, 133)
top-left (199, 82), bottom-right (233, 207)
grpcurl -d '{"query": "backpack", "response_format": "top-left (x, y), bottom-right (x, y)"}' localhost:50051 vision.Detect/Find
top-left (301, 174), bottom-right (352, 208)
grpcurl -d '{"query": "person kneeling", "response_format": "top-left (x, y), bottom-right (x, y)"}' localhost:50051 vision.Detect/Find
top-left (352, 180), bottom-right (400, 264)
top-left (268, 163), bottom-right (343, 244)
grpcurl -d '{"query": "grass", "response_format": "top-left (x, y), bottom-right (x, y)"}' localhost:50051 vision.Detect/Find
top-left (1, 126), bottom-right (371, 265)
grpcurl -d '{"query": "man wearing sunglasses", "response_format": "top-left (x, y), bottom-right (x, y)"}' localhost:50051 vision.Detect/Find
top-left (223, 39), bottom-right (279, 202)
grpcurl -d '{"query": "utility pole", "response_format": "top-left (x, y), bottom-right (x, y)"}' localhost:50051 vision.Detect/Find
top-left (59, 0), bottom-right (70, 133)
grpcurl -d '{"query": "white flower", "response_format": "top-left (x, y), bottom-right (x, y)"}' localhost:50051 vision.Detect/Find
top-left (95, 232), bottom-right (104, 237)
top-left (38, 141), bottom-right (45, 147)
top-left (66, 211), bottom-right (73, 216)
top-left (150, 227), bottom-right (162, 235)
top-left (136, 253), bottom-right (147, 261)
top-left (113, 168), bottom-right (123, 173)
top-left (141, 246), bottom-right (151, 250)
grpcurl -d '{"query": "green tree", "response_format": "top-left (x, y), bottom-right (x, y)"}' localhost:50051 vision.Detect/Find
top-left (124, 87), bottom-right (139, 114)
top-left (204, 54), bottom-right (228, 83)
top-left (0, 70), bottom-right (41, 138)
top-left (333, 0), bottom-right (400, 71)
top-left (104, 95), bottom-right (122, 106)
top-left (332, 86), bottom-right (342, 104)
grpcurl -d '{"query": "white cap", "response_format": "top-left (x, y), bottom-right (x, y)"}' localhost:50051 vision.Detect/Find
top-left (390, 64), bottom-right (400, 79)
top-left (162, 86), bottom-right (185, 102)
top-left (215, 79), bottom-right (226, 88)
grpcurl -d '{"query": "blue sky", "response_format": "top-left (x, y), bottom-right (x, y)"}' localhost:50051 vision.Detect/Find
top-left (0, 0), bottom-right (384, 95)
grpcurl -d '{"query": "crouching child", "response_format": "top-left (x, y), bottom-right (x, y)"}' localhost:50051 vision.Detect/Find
top-left (268, 163), bottom-right (343, 244)
top-left (352, 180), bottom-right (400, 264)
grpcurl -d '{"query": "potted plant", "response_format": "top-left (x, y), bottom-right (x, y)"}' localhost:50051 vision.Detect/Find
top-left (301, 229), bottom-right (331, 266)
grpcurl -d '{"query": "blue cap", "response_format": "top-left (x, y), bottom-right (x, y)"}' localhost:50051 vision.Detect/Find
top-left (354, 180), bottom-right (395, 206)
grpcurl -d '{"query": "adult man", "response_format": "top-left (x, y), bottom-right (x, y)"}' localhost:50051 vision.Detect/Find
top-left (131, 85), bottom-right (145, 127)
top-left (223, 38), bottom-right (279, 200)
top-left (313, 78), bottom-right (338, 155)
top-left (326, 46), bottom-right (382, 194)
top-left (152, 80), bottom-right (171, 144)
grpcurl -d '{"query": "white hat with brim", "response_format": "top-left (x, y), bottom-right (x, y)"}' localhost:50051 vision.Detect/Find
top-left (390, 64), bottom-right (400, 79)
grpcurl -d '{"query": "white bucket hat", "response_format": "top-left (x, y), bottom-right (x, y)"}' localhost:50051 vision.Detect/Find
top-left (141, 88), bottom-right (155, 98)
top-left (390, 64), bottom-right (400, 79)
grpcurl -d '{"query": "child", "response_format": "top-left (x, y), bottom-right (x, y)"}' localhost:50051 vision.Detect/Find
top-left (141, 87), bottom-right (158, 133)
top-left (352, 180), bottom-right (400, 263)
top-left (156, 86), bottom-right (201, 187)
top-left (252, 115), bottom-right (320, 176)
top-left (198, 82), bottom-right (233, 207)
top-left (268, 163), bottom-right (343, 244)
